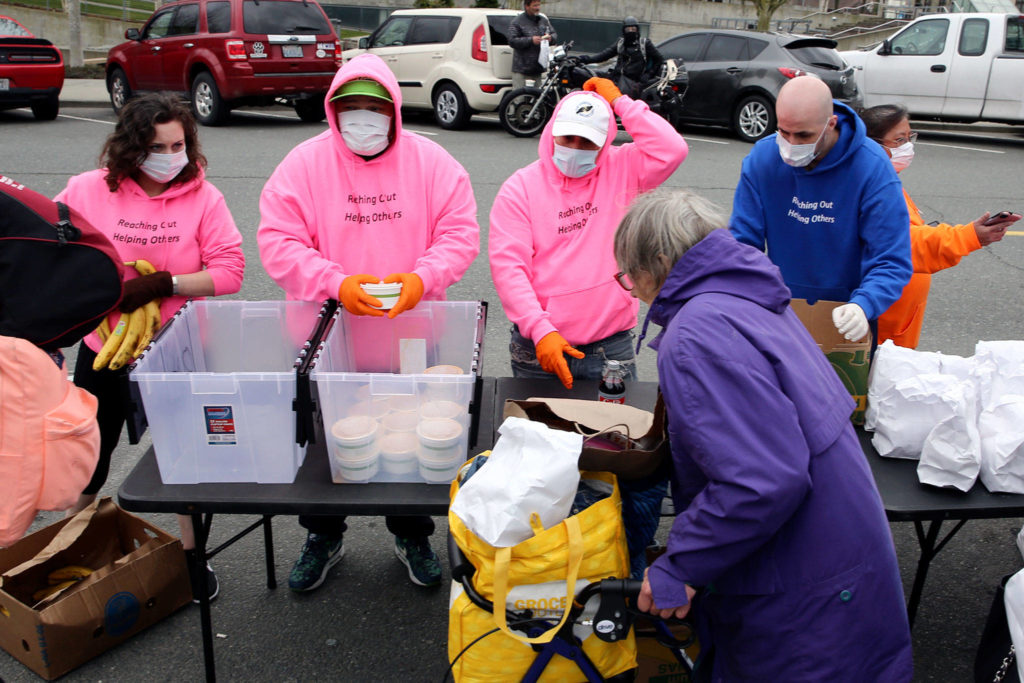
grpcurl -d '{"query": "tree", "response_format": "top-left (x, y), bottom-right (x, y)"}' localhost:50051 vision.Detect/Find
top-left (414, 0), bottom-right (454, 7)
top-left (748, 0), bottom-right (789, 31)
top-left (474, 0), bottom-right (500, 7)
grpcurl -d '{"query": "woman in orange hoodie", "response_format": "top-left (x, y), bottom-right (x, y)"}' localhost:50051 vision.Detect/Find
top-left (860, 104), bottom-right (1020, 348)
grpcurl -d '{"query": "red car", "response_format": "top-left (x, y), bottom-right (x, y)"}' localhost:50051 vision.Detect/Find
top-left (0, 16), bottom-right (64, 121)
top-left (105, 0), bottom-right (341, 125)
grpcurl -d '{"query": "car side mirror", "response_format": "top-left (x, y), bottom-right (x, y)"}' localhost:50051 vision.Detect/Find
top-left (878, 39), bottom-right (891, 56)
top-left (125, 28), bottom-right (140, 40)
top-left (358, 36), bottom-right (368, 49)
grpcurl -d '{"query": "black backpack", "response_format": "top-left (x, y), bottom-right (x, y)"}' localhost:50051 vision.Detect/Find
top-left (0, 174), bottom-right (124, 351)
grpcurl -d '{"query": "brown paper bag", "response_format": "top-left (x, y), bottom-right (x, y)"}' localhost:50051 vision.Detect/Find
top-left (503, 395), bottom-right (670, 479)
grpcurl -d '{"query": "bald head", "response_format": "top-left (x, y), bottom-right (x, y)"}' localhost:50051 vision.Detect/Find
top-left (775, 76), bottom-right (838, 167)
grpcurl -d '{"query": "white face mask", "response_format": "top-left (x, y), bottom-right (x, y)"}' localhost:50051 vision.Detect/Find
top-left (889, 141), bottom-right (914, 172)
top-left (776, 120), bottom-right (829, 168)
top-left (338, 109), bottom-right (391, 156)
top-left (552, 143), bottom-right (599, 178)
top-left (139, 149), bottom-right (188, 183)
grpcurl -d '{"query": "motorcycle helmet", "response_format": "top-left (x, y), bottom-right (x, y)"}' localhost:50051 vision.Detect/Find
top-left (622, 16), bottom-right (640, 43)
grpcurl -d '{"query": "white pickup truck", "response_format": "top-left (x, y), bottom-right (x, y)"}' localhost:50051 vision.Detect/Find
top-left (840, 13), bottom-right (1024, 124)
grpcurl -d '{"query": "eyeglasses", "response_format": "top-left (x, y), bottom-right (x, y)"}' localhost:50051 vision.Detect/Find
top-left (614, 271), bottom-right (634, 291)
top-left (887, 131), bottom-right (918, 147)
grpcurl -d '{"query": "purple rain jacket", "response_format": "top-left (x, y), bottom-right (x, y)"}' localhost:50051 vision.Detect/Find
top-left (644, 229), bottom-right (913, 681)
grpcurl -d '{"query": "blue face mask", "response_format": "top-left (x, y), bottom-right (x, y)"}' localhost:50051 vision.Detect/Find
top-left (552, 143), bottom-right (599, 178)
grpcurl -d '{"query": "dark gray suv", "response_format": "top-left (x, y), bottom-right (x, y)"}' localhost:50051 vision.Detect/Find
top-left (658, 29), bottom-right (861, 142)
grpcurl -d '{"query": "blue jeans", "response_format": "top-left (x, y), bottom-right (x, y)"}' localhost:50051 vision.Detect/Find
top-left (509, 326), bottom-right (637, 382)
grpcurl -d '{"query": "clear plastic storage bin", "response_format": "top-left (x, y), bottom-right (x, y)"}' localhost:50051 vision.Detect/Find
top-left (310, 301), bottom-right (485, 484)
top-left (130, 300), bottom-right (325, 484)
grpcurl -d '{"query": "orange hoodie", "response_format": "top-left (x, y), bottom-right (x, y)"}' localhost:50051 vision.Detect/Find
top-left (878, 190), bottom-right (980, 348)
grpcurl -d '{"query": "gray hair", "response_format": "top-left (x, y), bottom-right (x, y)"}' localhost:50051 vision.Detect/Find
top-left (614, 189), bottom-right (725, 289)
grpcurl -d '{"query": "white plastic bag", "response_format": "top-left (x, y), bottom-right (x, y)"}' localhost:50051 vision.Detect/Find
top-left (450, 416), bottom-right (581, 548)
top-left (866, 340), bottom-right (943, 430)
top-left (978, 395), bottom-right (1024, 494)
top-left (538, 38), bottom-right (550, 69)
top-left (917, 380), bottom-right (980, 491)
top-left (871, 373), bottom-right (962, 460)
top-left (1004, 568), bottom-right (1024, 681)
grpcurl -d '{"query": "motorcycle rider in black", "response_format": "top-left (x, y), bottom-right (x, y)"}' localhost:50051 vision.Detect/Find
top-left (579, 17), bottom-right (665, 102)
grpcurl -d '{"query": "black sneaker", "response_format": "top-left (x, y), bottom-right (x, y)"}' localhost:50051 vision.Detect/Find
top-left (394, 536), bottom-right (441, 587)
top-left (288, 532), bottom-right (344, 592)
top-left (185, 549), bottom-right (220, 604)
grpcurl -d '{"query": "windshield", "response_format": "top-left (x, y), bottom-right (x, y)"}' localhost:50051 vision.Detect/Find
top-left (0, 16), bottom-right (33, 37)
top-left (786, 45), bottom-right (844, 70)
top-left (242, 1), bottom-right (331, 35)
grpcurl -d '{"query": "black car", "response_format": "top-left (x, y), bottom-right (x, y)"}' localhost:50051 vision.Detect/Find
top-left (657, 29), bottom-right (861, 142)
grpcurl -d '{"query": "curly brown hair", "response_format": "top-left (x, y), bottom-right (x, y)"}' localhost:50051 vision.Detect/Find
top-left (100, 92), bottom-right (207, 191)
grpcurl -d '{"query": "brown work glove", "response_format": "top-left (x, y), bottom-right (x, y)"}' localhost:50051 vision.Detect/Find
top-left (119, 271), bottom-right (173, 312)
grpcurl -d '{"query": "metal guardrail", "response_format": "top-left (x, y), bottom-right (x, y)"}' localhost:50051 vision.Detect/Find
top-left (76, 0), bottom-right (157, 22)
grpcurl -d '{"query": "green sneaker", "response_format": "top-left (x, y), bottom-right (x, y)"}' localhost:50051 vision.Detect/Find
top-left (288, 532), bottom-right (344, 592)
top-left (394, 536), bottom-right (441, 587)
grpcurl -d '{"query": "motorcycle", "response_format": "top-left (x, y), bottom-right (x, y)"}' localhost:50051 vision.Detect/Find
top-left (499, 41), bottom-right (594, 138)
top-left (637, 58), bottom-right (688, 129)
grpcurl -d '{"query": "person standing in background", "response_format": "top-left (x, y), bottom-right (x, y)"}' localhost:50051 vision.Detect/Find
top-left (509, 0), bottom-right (556, 90)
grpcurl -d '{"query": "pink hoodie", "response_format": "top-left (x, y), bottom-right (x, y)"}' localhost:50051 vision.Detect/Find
top-left (257, 54), bottom-right (479, 304)
top-left (488, 91), bottom-right (688, 346)
top-left (56, 169), bottom-right (245, 352)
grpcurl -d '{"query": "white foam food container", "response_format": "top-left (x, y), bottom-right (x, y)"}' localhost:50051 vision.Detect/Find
top-left (130, 300), bottom-right (326, 484)
top-left (310, 301), bottom-right (484, 484)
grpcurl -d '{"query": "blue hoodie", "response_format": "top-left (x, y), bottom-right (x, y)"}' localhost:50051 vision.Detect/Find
top-left (729, 102), bottom-right (911, 320)
top-left (646, 229), bottom-right (912, 681)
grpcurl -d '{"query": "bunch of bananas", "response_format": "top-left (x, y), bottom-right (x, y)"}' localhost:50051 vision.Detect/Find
top-left (92, 259), bottom-right (163, 371)
top-left (32, 565), bottom-right (94, 602)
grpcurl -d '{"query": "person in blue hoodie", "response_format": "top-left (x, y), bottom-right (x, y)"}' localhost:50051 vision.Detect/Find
top-left (616, 189), bottom-right (913, 681)
top-left (730, 76), bottom-right (911, 344)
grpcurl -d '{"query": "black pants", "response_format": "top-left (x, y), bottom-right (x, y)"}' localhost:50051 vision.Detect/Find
top-left (299, 514), bottom-right (435, 538)
top-left (73, 342), bottom-right (128, 495)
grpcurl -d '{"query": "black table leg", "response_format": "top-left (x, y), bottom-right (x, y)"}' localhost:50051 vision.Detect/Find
top-left (907, 518), bottom-right (969, 629)
top-left (262, 515), bottom-right (277, 589)
top-left (192, 511), bottom-right (217, 683)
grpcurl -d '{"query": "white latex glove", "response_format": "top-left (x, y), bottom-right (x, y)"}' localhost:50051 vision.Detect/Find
top-left (832, 303), bottom-right (869, 342)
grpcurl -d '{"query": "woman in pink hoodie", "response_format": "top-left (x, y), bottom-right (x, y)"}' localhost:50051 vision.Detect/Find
top-left (258, 54), bottom-right (479, 593)
top-left (56, 92), bottom-right (245, 601)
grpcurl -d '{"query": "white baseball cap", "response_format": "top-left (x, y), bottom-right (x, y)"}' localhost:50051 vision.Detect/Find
top-left (552, 92), bottom-right (609, 148)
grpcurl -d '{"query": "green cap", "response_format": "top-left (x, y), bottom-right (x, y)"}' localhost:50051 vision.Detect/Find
top-left (330, 78), bottom-right (392, 103)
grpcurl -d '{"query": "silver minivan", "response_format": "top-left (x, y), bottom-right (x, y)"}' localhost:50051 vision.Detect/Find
top-left (342, 8), bottom-right (517, 129)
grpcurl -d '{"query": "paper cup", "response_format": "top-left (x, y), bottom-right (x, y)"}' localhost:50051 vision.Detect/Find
top-left (380, 432), bottom-right (419, 475)
top-left (424, 365), bottom-right (464, 375)
top-left (360, 282), bottom-right (402, 310)
top-left (330, 416), bottom-right (380, 483)
top-left (419, 400), bottom-right (464, 421)
top-left (388, 395), bottom-right (420, 414)
top-left (347, 399), bottom-right (389, 420)
top-left (417, 418), bottom-right (465, 482)
top-left (382, 411), bottom-right (419, 434)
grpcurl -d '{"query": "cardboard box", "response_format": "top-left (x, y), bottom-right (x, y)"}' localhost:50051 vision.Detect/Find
top-left (634, 618), bottom-right (699, 683)
top-left (789, 299), bottom-right (873, 425)
top-left (0, 498), bottom-right (191, 680)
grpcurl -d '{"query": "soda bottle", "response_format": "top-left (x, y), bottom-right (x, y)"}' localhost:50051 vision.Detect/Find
top-left (598, 359), bottom-right (626, 404)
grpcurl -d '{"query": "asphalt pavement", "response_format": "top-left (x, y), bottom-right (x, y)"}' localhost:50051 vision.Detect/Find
top-left (2, 92), bottom-right (1023, 682)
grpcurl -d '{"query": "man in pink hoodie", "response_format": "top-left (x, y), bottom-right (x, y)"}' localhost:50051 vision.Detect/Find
top-left (489, 78), bottom-right (687, 578)
top-left (258, 54), bottom-right (479, 592)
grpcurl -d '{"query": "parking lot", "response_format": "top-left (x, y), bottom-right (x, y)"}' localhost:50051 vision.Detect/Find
top-left (2, 94), bottom-right (1024, 681)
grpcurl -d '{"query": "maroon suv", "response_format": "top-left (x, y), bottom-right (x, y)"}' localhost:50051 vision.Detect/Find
top-left (106, 0), bottom-right (340, 125)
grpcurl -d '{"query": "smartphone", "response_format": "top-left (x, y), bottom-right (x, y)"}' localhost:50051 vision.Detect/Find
top-left (983, 211), bottom-right (1014, 225)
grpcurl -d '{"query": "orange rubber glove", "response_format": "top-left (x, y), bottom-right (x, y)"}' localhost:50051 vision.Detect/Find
top-left (338, 274), bottom-right (385, 317)
top-left (382, 272), bottom-right (424, 319)
top-left (536, 331), bottom-right (585, 389)
top-left (583, 77), bottom-right (622, 105)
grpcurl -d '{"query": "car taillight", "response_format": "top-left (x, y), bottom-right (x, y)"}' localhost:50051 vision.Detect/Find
top-left (472, 24), bottom-right (487, 62)
top-left (225, 39), bottom-right (247, 60)
top-left (480, 84), bottom-right (497, 93)
top-left (334, 40), bottom-right (342, 68)
top-left (778, 67), bottom-right (807, 79)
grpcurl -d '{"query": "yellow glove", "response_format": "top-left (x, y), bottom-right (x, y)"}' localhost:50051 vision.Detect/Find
top-left (382, 272), bottom-right (424, 319)
top-left (583, 77), bottom-right (622, 105)
top-left (536, 331), bottom-right (585, 389)
top-left (338, 274), bottom-right (385, 317)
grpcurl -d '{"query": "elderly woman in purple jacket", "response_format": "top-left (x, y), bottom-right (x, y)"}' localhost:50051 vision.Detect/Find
top-left (614, 189), bottom-right (913, 681)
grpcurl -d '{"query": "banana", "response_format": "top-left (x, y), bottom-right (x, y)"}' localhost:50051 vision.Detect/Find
top-left (47, 565), bottom-right (93, 584)
top-left (33, 580), bottom-right (77, 603)
top-left (133, 299), bottom-right (162, 358)
top-left (107, 307), bottom-right (146, 371)
top-left (92, 314), bottom-right (127, 371)
top-left (127, 258), bottom-right (157, 276)
top-left (96, 315), bottom-right (111, 343)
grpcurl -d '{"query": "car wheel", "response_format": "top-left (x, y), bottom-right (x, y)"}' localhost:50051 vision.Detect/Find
top-left (294, 97), bottom-right (326, 123)
top-left (733, 94), bottom-right (775, 143)
top-left (31, 94), bottom-right (59, 121)
top-left (433, 83), bottom-right (470, 130)
top-left (191, 72), bottom-right (229, 126)
top-left (109, 68), bottom-right (131, 115)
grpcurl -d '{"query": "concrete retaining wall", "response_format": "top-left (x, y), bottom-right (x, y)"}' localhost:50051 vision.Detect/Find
top-left (9, 5), bottom-right (132, 52)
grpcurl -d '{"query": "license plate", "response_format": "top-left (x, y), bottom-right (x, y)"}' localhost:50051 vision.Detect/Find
top-left (0, 79), bottom-right (9, 91)
top-left (282, 45), bottom-right (303, 58)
